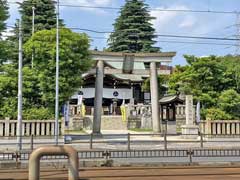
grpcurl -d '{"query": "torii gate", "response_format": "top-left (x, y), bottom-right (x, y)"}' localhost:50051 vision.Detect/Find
top-left (90, 51), bottom-right (176, 134)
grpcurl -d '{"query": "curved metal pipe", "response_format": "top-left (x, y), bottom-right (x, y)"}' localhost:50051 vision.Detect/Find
top-left (29, 145), bottom-right (79, 180)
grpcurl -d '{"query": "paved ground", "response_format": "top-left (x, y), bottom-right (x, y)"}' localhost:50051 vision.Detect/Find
top-left (1, 132), bottom-right (240, 151)
top-left (1, 166), bottom-right (240, 179)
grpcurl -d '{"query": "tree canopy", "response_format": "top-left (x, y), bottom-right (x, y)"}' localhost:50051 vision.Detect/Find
top-left (0, 28), bottom-right (92, 119)
top-left (19, 0), bottom-right (58, 43)
top-left (108, 0), bottom-right (159, 53)
top-left (0, 0), bottom-right (10, 64)
top-left (0, 0), bottom-right (8, 35)
top-left (168, 55), bottom-right (240, 120)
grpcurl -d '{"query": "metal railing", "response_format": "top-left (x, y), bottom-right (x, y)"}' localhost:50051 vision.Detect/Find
top-left (2, 148), bottom-right (240, 165)
top-left (1, 133), bottom-right (240, 151)
top-left (66, 132), bottom-right (240, 150)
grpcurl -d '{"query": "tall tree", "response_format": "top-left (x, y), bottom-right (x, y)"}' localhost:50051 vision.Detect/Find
top-left (108, 0), bottom-right (159, 53)
top-left (24, 28), bottom-right (92, 112)
top-left (0, 0), bottom-right (9, 64)
top-left (0, 0), bottom-right (8, 36)
top-left (19, 0), bottom-right (58, 43)
top-left (0, 28), bottom-right (92, 119)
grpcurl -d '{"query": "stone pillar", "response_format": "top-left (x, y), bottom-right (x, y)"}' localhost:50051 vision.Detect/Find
top-left (51, 122), bottom-right (55, 136)
top-left (5, 118), bottom-right (10, 137)
top-left (227, 123), bottom-right (231, 135)
top-left (36, 123), bottom-right (40, 136)
top-left (31, 123), bottom-right (35, 135)
top-left (222, 123), bottom-right (226, 134)
top-left (41, 123), bottom-right (45, 136)
top-left (46, 122), bottom-right (50, 136)
top-left (150, 62), bottom-right (160, 132)
top-left (26, 123), bottom-right (30, 136)
top-left (232, 123), bottom-right (236, 134)
top-left (185, 95), bottom-right (194, 125)
top-left (217, 123), bottom-right (221, 135)
top-left (0, 122), bottom-right (3, 136)
top-left (22, 123), bottom-right (25, 136)
top-left (92, 60), bottom-right (104, 134)
top-left (10, 123), bottom-right (14, 136)
top-left (236, 123), bottom-right (240, 134)
top-left (181, 95), bottom-right (199, 139)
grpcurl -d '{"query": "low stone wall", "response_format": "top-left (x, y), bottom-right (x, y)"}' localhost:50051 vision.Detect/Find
top-left (0, 119), bottom-right (64, 137)
top-left (205, 120), bottom-right (240, 135)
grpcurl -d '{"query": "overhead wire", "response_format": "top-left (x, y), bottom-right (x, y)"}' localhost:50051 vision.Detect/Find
top-left (5, 1), bottom-right (239, 53)
top-left (7, 1), bottom-right (240, 15)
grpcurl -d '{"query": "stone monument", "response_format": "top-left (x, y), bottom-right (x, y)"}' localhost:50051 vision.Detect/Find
top-left (181, 95), bottom-right (199, 139)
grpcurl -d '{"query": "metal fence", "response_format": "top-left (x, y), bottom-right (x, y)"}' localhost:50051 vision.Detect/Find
top-left (2, 148), bottom-right (240, 165)
top-left (1, 133), bottom-right (240, 151)
top-left (66, 133), bottom-right (240, 150)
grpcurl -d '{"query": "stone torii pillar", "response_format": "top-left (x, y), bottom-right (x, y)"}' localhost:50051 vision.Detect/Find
top-left (150, 62), bottom-right (161, 132)
top-left (92, 60), bottom-right (104, 134)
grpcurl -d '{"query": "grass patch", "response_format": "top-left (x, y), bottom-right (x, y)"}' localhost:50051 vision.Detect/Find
top-left (129, 128), bottom-right (153, 132)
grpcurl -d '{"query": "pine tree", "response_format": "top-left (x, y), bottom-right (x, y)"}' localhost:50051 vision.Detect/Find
top-left (108, 0), bottom-right (159, 53)
top-left (0, 0), bottom-right (8, 36)
top-left (19, 0), bottom-right (59, 42)
top-left (0, 0), bottom-right (9, 64)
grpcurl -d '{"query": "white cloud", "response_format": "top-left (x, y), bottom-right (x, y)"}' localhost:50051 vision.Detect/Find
top-left (150, 5), bottom-right (190, 32)
top-left (62, 0), bottom-right (111, 6)
top-left (179, 16), bottom-right (197, 28)
top-left (60, 0), bottom-right (112, 14)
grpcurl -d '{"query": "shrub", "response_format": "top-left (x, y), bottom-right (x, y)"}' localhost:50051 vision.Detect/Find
top-left (23, 107), bottom-right (54, 120)
top-left (206, 108), bottom-right (232, 120)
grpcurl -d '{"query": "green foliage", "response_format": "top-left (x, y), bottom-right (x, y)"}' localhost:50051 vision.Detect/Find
top-left (218, 89), bottom-right (240, 119)
top-left (0, 28), bottom-right (91, 120)
top-left (24, 28), bottom-right (92, 111)
top-left (19, 0), bottom-right (59, 43)
top-left (0, 0), bottom-right (8, 35)
top-left (108, 0), bottom-right (159, 53)
top-left (142, 75), bottom-right (168, 98)
top-left (0, 0), bottom-right (10, 64)
top-left (205, 108), bottom-right (232, 120)
top-left (23, 107), bottom-right (54, 120)
top-left (169, 55), bottom-right (240, 120)
top-left (0, 97), bottom-right (18, 119)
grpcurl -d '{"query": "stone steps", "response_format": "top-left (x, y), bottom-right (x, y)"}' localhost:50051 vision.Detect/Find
top-left (101, 116), bottom-right (127, 130)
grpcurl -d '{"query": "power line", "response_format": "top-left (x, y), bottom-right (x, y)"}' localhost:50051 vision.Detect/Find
top-left (236, 13), bottom-right (240, 54)
top-left (3, 25), bottom-right (240, 42)
top-left (156, 40), bottom-right (237, 46)
top-left (155, 34), bottom-right (240, 41)
top-left (7, 1), bottom-right (240, 15)
top-left (89, 36), bottom-right (237, 46)
top-left (68, 27), bottom-right (240, 41)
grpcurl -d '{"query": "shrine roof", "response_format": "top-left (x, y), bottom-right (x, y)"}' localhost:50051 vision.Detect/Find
top-left (159, 95), bottom-right (184, 105)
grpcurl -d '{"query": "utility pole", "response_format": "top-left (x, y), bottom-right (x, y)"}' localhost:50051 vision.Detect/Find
top-left (55, 0), bottom-right (60, 145)
top-left (17, 19), bottom-right (23, 151)
top-left (236, 12), bottom-right (240, 55)
top-left (31, 6), bottom-right (35, 68)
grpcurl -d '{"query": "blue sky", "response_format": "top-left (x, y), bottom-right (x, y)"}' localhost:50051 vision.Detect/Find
top-left (6, 0), bottom-right (240, 65)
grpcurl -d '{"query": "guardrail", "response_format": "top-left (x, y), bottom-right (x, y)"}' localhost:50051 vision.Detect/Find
top-left (1, 133), bottom-right (240, 151)
top-left (2, 148), bottom-right (240, 166)
top-left (66, 133), bottom-right (240, 150)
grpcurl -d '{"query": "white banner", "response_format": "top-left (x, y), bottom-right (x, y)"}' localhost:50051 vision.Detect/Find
top-left (72, 88), bottom-right (133, 99)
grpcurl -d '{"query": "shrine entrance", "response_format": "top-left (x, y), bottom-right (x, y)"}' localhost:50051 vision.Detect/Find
top-left (160, 95), bottom-right (184, 134)
top-left (90, 51), bottom-right (176, 134)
